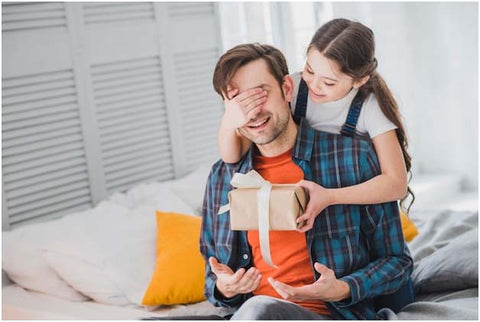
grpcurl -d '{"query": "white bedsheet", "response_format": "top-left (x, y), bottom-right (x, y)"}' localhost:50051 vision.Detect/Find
top-left (2, 284), bottom-right (230, 320)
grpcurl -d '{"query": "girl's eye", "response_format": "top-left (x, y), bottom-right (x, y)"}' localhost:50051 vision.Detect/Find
top-left (305, 69), bottom-right (313, 75)
top-left (325, 83), bottom-right (335, 86)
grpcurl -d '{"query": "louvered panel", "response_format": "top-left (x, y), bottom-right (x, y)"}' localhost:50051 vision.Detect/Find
top-left (99, 108), bottom-right (165, 130)
top-left (99, 117), bottom-right (165, 138)
top-left (3, 103), bottom-right (78, 123)
top-left (8, 172), bottom-right (87, 199)
top-left (93, 64), bottom-right (160, 83)
top-left (3, 139), bottom-right (83, 164)
top-left (101, 126), bottom-right (169, 151)
top-left (4, 146), bottom-right (84, 174)
top-left (3, 155), bottom-right (87, 183)
top-left (168, 3), bottom-right (215, 18)
top-left (83, 2), bottom-right (154, 25)
top-left (184, 131), bottom-right (218, 148)
top-left (2, 2), bottom-right (67, 31)
top-left (92, 56), bottom-right (174, 194)
top-left (2, 110), bottom-right (79, 132)
top-left (2, 126), bottom-right (79, 149)
top-left (102, 138), bottom-right (170, 161)
top-left (9, 194), bottom-right (91, 226)
top-left (180, 101), bottom-right (223, 119)
top-left (3, 130), bottom-right (82, 157)
top-left (102, 144), bottom-right (169, 167)
top-left (91, 57), bottom-right (159, 75)
top-left (106, 163), bottom-right (175, 193)
top-left (6, 167), bottom-right (86, 191)
top-left (12, 204), bottom-right (91, 229)
top-left (95, 87), bottom-right (163, 108)
top-left (2, 119), bottom-right (79, 140)
top-left (93, 73), bottom-right (163, 92)
top-left (8, 180), bottom-right (89, 208)
top-left (2, 96), bottom-right (77, 115)
top-left (100, 123), bottom-right (168, 146)
top-left (97, 101), bottom-right (165, 122)
top-left (176, 74), bottom-right (213, 88)
top-left (95, 94), bottom-right (162, 114)
top-left (173, 48), bottom-right (222, 168)
top-left (101, 128), bottom-right (167, 152)
top-left (105, 152), bottom-right (169, 176)
top-left (2, 71), bottom-right (92, 227)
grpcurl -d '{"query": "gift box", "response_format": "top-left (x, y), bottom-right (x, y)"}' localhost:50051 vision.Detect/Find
top-left (218, 170), bottom-right (307, 267)
top-left (229, 184), bottom-right (307, 231)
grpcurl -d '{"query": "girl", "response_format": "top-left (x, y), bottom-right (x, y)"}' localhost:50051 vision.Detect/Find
top-left (217, 18), bottom-right (414, 233)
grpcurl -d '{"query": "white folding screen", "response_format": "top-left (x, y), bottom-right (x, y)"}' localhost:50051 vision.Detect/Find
top-left (2, 2), bottom-right (223, 229)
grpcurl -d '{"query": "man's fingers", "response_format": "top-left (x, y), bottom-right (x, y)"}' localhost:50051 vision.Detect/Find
top-left (230, 267), bottom-right (246, 283)
top-left (208, 257), bottom-right (221, 274)
top-left (314, 262), bottom-right (331, 278)
top-left (238, 268), bottom-right (261, 292)
top-left (268, 277), bottom-right (293, 299)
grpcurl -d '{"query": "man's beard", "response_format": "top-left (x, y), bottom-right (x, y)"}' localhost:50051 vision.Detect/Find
top-left (238, 110), bottom-right (290, 146)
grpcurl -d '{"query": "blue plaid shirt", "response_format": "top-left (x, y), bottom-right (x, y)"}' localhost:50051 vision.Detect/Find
top-left (200, 118), bottom-right (413, 319)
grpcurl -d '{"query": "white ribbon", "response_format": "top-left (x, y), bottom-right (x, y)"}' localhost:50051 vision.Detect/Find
top-left (218, 170), bottom-right (277, 268)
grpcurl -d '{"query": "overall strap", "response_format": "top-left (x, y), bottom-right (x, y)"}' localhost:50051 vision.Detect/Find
top-left (293, 78), bottom-right (308, 123)
top-left (340, 90), bottom-right (364, 137)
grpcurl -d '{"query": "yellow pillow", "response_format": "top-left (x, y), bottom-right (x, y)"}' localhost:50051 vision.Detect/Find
top-left (142, 211), bottom-right (206, 305)
top-left (400, 210), bottom-right (418, 242)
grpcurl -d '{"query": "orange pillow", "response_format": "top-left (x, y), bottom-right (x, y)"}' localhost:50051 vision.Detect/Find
top-left (400, 210), bottom-right (418, 242)
top-left (142, 211), bottom-right (206, 305)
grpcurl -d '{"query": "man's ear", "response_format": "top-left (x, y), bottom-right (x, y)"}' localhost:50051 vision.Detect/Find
top-left (282, 75), bottom-right (295, 102)
top-left (353, 75), bottom-right (370, 88)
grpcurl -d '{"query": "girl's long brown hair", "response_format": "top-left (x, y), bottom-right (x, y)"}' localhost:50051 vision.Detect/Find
top-left (308, 18), bottom-right (414, 212)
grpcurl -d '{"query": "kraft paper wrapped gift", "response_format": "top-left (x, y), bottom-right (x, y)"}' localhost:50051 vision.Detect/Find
top-left (229, 185), bottom-right (307, 231)
top-left (218, 170), bottom-right (307, 267)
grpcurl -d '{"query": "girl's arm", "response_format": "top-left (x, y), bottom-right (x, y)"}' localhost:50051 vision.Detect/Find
top-left (297, 130), bottom-right (407, 231)
top-left (218, 87), bottom-right (267, 163)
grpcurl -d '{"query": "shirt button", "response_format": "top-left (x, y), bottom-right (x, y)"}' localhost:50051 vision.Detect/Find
top-left (243, 254), bottom-right (249, 260)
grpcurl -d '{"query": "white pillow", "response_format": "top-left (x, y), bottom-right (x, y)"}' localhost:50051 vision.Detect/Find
top-left (41, 183), bottom-right (195, 307)
top-left (171, 165), bottom-right (212, 214)
top-left (42, 251), bottom-right (130, 306)
top-left (3, 213), bottom-right (89, 301)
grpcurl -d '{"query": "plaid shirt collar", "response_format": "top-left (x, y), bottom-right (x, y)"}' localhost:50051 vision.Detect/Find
top-left (237, 118), bottom-right (314, 172)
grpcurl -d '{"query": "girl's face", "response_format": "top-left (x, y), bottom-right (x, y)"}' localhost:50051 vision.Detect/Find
top-left (302, 48), bottom-right (363, 103)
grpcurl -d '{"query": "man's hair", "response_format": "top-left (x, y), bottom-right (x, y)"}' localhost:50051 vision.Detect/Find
top-left (212, 43), bottom-right (289, 99)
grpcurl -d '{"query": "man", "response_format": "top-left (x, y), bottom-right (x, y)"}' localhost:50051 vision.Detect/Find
top-left (200, 43), bottom-right (413, 319)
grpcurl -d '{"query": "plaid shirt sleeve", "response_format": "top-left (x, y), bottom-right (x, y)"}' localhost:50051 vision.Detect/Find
top-left (199, 161), bottom-right (247, 309)
top-left (336, 147), bottom-right (413, 306)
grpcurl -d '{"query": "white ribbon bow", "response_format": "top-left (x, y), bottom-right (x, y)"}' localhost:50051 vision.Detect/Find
top-left (218, 170), bottom-right (277, 268)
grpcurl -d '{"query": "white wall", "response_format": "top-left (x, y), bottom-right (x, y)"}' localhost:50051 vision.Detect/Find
top-left (331, 2), bottom-right (478, 190)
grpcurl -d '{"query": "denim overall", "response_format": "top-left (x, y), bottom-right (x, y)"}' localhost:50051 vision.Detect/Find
top-left (293, 78), bottom-right (415, 313)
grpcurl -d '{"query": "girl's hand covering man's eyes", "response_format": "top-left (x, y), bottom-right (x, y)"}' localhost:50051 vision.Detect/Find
top-left (221, 87), bottom-right (267, 131)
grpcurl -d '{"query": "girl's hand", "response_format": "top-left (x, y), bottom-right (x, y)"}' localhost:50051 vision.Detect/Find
top-left (221, 87), bottom-right (267, 131)
top-left (296, 180), bottom-right (333, 232)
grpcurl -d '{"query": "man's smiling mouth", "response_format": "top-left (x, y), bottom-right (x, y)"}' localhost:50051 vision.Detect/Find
top-left (248, 117), bottom-right (270, 128)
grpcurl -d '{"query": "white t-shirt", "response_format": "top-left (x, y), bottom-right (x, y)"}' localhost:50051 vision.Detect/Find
top-left (290, 72), bottom-right (397, 138)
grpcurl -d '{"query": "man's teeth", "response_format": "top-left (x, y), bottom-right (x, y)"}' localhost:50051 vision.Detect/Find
top-left (251, 119), bottom-right (268, 127)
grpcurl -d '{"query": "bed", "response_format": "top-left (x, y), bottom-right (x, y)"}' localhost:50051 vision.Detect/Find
top-left (2, 165), bottom-right (478, 320)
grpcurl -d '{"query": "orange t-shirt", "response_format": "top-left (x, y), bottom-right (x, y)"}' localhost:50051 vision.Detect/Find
top-left (248, 147), bottom-right (330, 316)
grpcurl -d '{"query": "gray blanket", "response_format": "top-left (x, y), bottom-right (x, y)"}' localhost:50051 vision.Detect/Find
top-left (379, 209), bottom-right (478, 320)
